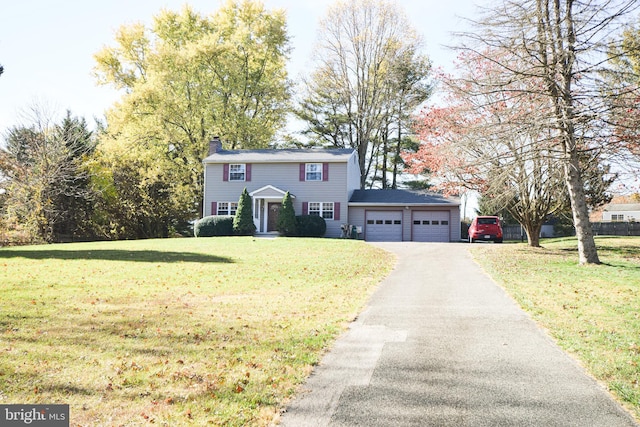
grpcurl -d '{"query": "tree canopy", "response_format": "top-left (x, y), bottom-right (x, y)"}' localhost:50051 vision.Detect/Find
top-left (296, 0), bottom-right (432, 188)
top-left (0, 108), bottom-right (96, 243)
top-left (92, 1), bottom-right (291, 237)
top-left (606, 17), bottom-right (640, 171)
top-left (421, 0), bottom-right (639, 263)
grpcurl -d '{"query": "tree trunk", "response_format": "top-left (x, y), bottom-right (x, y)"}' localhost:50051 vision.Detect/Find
top-left (382, 125), bottom-right (388, 189)
top-left (564, 151), bottom-right (600, 264)
top-left (523, 221), bottom-right (542, 248)
top-left (392, 104), bottom-right (403, 189)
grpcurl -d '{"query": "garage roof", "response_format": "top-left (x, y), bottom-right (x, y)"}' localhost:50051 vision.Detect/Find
top-left (349, 189), bottom-right (459, 206)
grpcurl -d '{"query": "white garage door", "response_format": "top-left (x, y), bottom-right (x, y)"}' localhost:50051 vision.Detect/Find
top-left (365, 211), bottom-right (403, 241)
top-left (412, 211), bottom-right (450, 242)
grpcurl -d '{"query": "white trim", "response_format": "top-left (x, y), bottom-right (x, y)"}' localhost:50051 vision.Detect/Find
top-left (308, 201), bottom-right (335, 220)
top-left (202, 163), bottom-right (208, 217)
top-left (229, 163), bottom-right (246, 182)
top-left (217, 201), bottom-right (238, 216)
top-left (348, 203), bottom-right (458, 207)
top-left (249, 185), bottom-right (295, 198)
top-left (249, 185), bottom-right (295, 233)
top-left (305, 163), bottom-right (323, 181)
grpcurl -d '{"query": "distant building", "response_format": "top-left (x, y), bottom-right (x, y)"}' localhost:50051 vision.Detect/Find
top-left (602, 203), bottom-right (640, 222)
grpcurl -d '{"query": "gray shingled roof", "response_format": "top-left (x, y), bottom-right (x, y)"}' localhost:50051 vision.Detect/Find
top-left (203, 148), bottom-right (355, 163)
top-left (604, 203), bottom-right (640, 212)
top-left (349, 189), bottom-right (459, 206)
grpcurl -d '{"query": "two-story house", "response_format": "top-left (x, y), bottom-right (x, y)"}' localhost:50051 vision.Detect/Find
top-left (202, 138), bottom-right (461, 241)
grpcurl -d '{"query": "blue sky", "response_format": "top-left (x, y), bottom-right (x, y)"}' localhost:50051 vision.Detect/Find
top-left (0, 0), bottom-right (477, 135)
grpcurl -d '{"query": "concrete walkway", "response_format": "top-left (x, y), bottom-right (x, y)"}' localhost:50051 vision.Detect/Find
top-left (279, 242), bottom-right (638, 427)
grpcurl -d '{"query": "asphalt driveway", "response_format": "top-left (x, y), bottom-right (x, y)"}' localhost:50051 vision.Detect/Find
top-left (279, 242), bottom-right (638, 427)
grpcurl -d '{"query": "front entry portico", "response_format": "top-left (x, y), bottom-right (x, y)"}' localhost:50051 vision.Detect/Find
top-left (249, 185), bottom-right (294, 234)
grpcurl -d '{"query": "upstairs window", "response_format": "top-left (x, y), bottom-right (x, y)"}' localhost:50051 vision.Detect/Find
top-left (305, 163), bottom-right (322, 181)
top-left (300, 163), bottom-right (328, 181)
top-left (229, 164), bottom-right (246, 181)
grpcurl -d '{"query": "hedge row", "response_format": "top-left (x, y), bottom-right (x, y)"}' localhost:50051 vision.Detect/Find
top-left (194, 214), bottom-right (326, 238)
top-left (294, 215), bottom-right (326, 237)
top-left (194, 216), bottom-right (234, 237)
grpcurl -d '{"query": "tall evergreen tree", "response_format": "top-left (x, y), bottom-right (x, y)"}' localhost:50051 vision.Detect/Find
top-left (276, 191), bottom-right (297, 236)
top-left (0, 108), bottom-right (95, 242)
top-left (51, 111), bottom-right (96, 240)
top-left (233, 188), bottom-right (256, 236)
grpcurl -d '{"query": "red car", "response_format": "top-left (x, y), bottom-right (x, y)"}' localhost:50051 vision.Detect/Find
top-left (468, 216), bottom-right (503, 243)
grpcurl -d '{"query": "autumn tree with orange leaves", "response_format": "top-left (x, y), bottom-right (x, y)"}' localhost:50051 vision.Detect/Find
top-left (408, 0), bottom-right (639, 262)
top-left (405, 50), bottom-right (571, 247)
top-left (606, 19), bottom-right (640, 171)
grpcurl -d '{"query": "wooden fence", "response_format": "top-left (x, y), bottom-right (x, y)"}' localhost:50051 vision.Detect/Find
top-left (499, 222), bottom-right (640, 240)
top-left (502, 225), bottom-right (527, 241)
top-left (591, 222), bottom-right (640, 237)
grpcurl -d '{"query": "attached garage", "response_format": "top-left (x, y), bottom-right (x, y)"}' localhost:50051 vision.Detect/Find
top-left (412, 211), bottom-right (450, 242)
top-left (348, 189), bottom-right (460, 242)
top-left (365, 211), bottom-right (403, 241)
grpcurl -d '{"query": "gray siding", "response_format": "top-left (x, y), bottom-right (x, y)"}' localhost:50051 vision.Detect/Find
top-left (347, 153), bottom-right (361, 197)
top-left (450, 206), bottom-right (461, 241)
top-left (204, 161), bottom-right (351, 238)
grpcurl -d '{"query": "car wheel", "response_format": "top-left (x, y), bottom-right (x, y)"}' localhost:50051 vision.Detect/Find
top-left (495, 238), bottom-right (503, 243)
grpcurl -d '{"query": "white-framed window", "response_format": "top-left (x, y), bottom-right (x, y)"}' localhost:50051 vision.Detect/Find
top-left (229, 164), bottom-right (246, 181)
top-left (611, 214), bottom-right (624, 222)
top-left (217, 202), bottom-right (238, 216)
top-left (308, 202), bottom-right (334, 220)
top-left (305, 163), bottom-right (322, 181)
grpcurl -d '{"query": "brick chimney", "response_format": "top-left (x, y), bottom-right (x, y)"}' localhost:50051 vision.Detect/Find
top-left (208, 136), bottom-right (222, 155)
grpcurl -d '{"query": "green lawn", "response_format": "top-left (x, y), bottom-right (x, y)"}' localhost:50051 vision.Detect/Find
top-left (470, 236), bottom-right (640, 421)
top-left (5, 235), bottom-right (638, 425)
top-left (0, 237), bottom-right (394, 426)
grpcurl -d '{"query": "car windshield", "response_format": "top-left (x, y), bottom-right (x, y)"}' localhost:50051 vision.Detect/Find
top-left (478, 218), bottom-right (497, 225)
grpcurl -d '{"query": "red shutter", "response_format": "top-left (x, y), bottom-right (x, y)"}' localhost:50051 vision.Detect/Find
top-left (211, 202), bottom-right (217, 216)
top-left (302, 202), bottom-right (308, 215)
top-left (223, 164), bottom-right (229, 181)
top-left (323, 163), bottom-right (329, 181)
top-left (299, 163), bottom-right (305, 181)
top-left (246, 163), bottom-right (251, 182)
top-left (334, 202), bottom-right (340, 221)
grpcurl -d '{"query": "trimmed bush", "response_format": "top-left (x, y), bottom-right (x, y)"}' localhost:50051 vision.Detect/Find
top-left (295, 215), bottom-right (326, 237)
top-left (194, 216), bottom-right (234, 237)
top-left (276, 192), bottom-right (297, 236)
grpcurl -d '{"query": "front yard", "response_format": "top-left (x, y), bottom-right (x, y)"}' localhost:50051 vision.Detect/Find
top-left (471, 236), bottom-right (640, 421)
top-left (2, 235), bottom-right (639, 425)
top-left (0, 237), bottom-right (394, 426)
